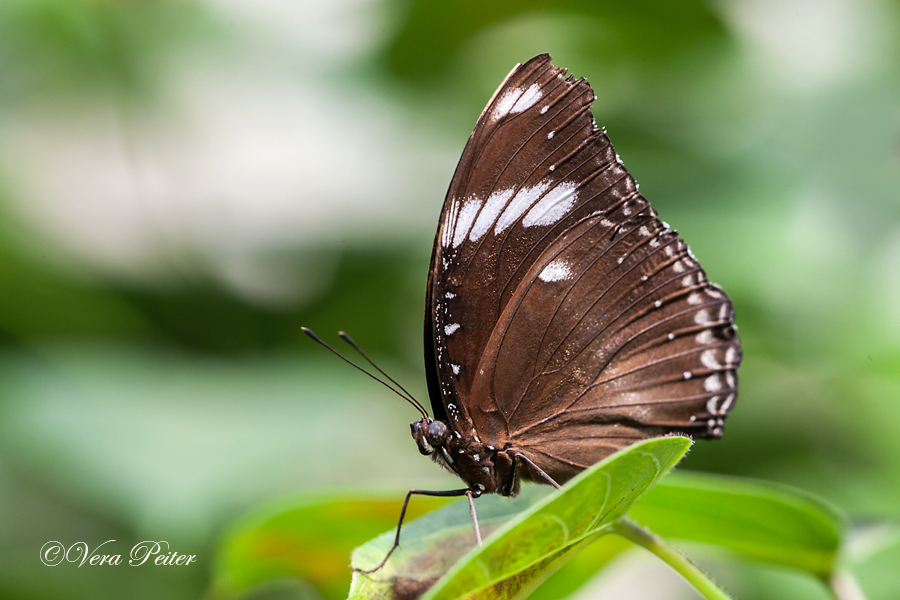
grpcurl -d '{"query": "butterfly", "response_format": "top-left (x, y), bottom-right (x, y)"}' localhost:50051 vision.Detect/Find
top-left (309, 53), bottom-right (741, 573)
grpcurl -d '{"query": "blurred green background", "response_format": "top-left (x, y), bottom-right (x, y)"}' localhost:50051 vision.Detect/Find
top-left (0, 0), bottom-right (898, 598)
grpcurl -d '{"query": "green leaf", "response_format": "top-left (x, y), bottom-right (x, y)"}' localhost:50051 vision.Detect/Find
top-left (349, 435), bottom-right (692, 600)
top-left (629, 471), bottom-right (845, 578)
top-left (211, 493), bottom-right (452, 600)
top-left (525, 534), bottom-right (632, 600)
top-left (212, 468), bottom-right (846, 600)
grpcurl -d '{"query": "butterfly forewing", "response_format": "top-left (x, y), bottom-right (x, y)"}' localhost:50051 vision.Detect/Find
top-left (427, 56), bottom-right (626, 416)
top-left (426, 54), bottom-right (740, 485)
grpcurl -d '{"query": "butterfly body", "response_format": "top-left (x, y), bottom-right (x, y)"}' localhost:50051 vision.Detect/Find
top-left (417, 54), bottom-right (741, 498)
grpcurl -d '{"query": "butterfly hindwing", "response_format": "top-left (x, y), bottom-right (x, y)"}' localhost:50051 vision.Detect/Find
top-left (469, 205), bottom-right (740, 482)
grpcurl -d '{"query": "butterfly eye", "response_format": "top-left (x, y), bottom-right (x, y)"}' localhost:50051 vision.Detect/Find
top-left (410, 419), bottom-right (435, 455)
top-left (426, 420), bottom-right (449, 447)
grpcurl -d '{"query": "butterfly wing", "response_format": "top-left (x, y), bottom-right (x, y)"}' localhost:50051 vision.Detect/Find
top-left (469, 206), bottom-right (740, 483)
top-left (425, 55), bottom-right (740, 481)
top-left (425, 54), bottom-right (603, 429)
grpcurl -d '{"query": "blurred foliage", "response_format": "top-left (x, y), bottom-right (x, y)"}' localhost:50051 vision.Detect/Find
top-left (214, 494), bottom-right (453, 600)
top-left (0, 0), bottom-right (898, 599)
top-left (380, 0), bottom-right (727, 83)
top-left (0, 0), bottom-right (215, 104)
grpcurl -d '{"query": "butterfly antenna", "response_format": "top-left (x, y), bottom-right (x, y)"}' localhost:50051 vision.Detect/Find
top-left (301, 327), bottom-right (428, 419)
top-left (337, 331), bottom-right (430, 418)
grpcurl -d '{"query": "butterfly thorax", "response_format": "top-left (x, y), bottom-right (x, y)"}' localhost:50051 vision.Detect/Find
top-left (410, 417), bottom-right (518, 496)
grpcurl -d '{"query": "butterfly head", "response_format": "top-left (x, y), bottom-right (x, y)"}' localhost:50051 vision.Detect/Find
top-left (410, 418), bottom-right (449, 455)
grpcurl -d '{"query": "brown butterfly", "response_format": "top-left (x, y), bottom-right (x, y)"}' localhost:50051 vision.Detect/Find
top-left (309, 53), bottom-right (740, 573)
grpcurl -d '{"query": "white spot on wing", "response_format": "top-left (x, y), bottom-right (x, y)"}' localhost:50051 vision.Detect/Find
top-left (688, 292), bottom-right (702, 305)
top-left (540, 105), bottom-right (549, 114)
top-left (452, 197), bottom-right (482, 248)
top-left (547, 131), bottom-right (555, 139)
top-left (704, 374), bottom-right (722, 392)
top-left (441, 199), bottom-right (460, 248)
top-left (444, 323), bottom-right (460, 335)
top-left (513, 84), bottom-right (542, 112)
top-left (451, 364), bottom-right (460, 375)
top-left (523, 182), bottom-right (578, 227)
top-left (470, 188), bottom-right (513, 241)
top-left (701, 349), bottom-right (720, 370)
top-left (725, 346), bottom-right (737, 365)
top-left (495, 181), bottom-right (551, 233)
top-left (492, 90), bottom-right (518, 121)
top-left (539, 259), bottom-right (573, 282)
top-left (720, 394), bottom-right (735, 413)
top-left (694, 309), bottom-right (710, 325)
top-left (492, 84), bottom-right (542, 121)
top-left (696, 330), bottom-right (714, 344)
top-left (445, 292), bottom-right (456, 299)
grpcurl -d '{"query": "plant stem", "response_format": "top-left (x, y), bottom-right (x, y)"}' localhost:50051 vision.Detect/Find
top-left (829, 570), bottom-right (868, 600)
top-left (611, 519), bottom-right (732, 600)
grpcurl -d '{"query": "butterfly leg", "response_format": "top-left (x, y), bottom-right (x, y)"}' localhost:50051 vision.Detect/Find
top-left (355, 487), bottom-right (474, 574)
top-left (466, 489), bottom-right (483, 546)
top-left (514, 452), bottom-right (562, 490)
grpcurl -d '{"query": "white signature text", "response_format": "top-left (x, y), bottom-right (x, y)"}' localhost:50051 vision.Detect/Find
top-left (40, 541), bottom-right (197, 567)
